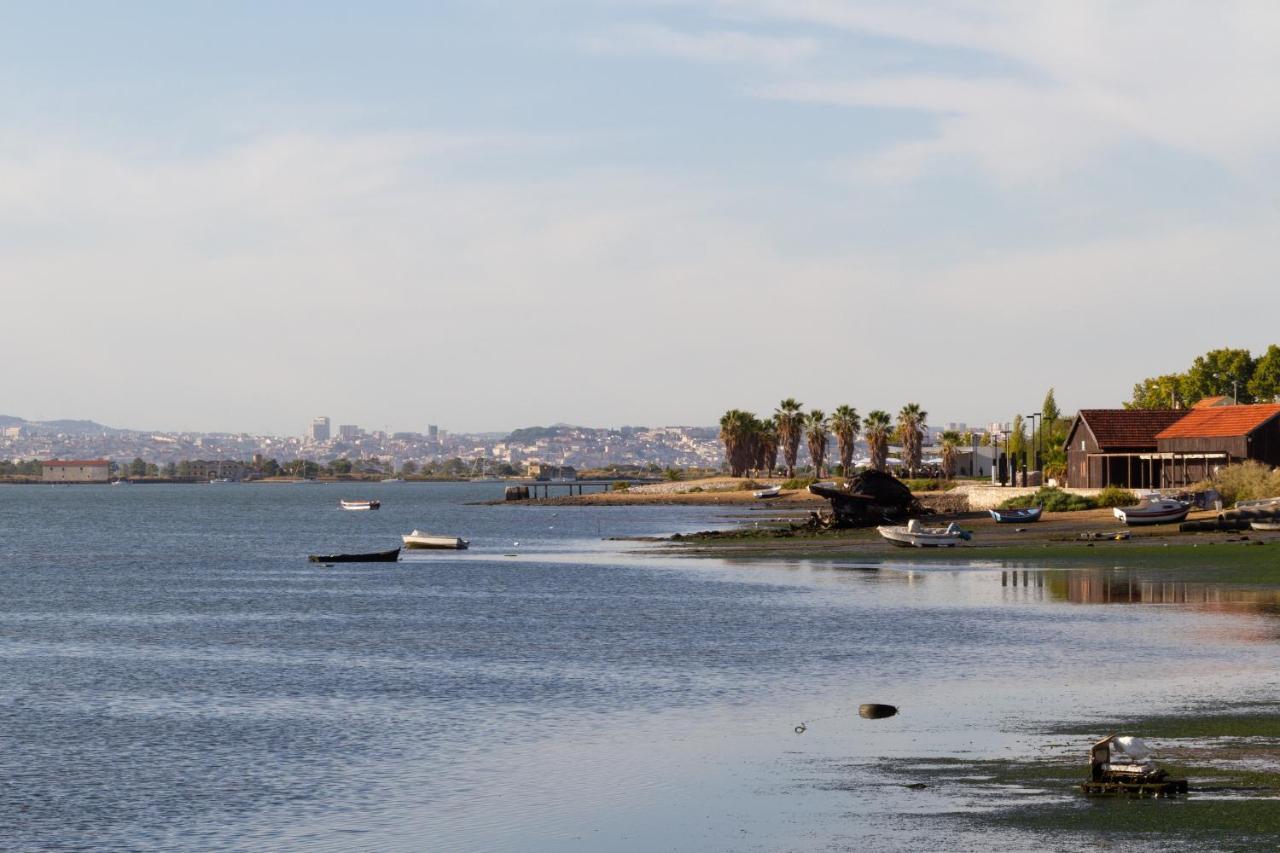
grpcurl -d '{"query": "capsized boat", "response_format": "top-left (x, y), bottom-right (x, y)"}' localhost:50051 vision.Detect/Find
top-left (877, 519), bottom-right (970, 548)
top-left (1113, 499), bottom-right (1190, 526)
top-left (340, 499), bottom-right (381, 511)
top-left (308, 547), bottom-right (400, 563)
top-left (402, 530), bottom-right (469, 550)
top-left (989, 506), bottom-right (1042, 524)
top-left (753, 485), bottom-right (782, 499)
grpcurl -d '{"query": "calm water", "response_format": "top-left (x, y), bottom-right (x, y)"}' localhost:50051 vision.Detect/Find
top-left (1, 483), bottom-right (1278, 851)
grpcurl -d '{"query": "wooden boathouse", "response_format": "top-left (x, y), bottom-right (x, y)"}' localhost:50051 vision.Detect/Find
top-left (1063, 410), bottom-right (1186, 489)
top-left (1154, 403), bottom-right (1280, 486)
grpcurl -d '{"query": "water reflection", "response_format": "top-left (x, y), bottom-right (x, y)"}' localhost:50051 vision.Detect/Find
top-left (1009, 569), bottom-right (1280, 613)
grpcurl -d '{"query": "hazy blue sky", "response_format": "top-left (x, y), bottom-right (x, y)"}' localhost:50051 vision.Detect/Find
top-left (5, 1), bottom-right (1280, 434)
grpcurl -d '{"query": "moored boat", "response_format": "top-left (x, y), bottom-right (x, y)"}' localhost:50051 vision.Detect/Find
top-left (877, 519), bottom-right (970, 548)
top-left (308, 547), bottom-right (400, 563)
top-left (340, 499), bottom-right (381, 511)
top-left (402, 529), bottom-right (469, 550)
top-left (753, 485), bottom-right (782, 499)
top-left (1113, 499), bottom-right (1190, 526)
top-left (989, 506), bottom-right (1042, 523)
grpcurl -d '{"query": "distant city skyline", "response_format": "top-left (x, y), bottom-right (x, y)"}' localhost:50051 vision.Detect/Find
top-left (6, 4), bottom-right (1280, 433)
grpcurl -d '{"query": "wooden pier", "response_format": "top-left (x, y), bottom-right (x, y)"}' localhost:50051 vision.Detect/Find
top-left (506, 479), bottom-right (660, 500)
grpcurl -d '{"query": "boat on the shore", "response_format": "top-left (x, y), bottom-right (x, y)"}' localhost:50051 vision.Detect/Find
top-left (1113, 499), bottom-right (1190, 526)
top-left (308, 547), bottom-right (400, 563)
top-left (1251, 520), bottom-right (1280, 531)
top-left (753, 485), bottom-right (782, 499)
top-left (989, 506), bottom-right (1042, 524)
top-left (877, 519), bottom-right (970, 548)
top-left (402, 530), bottom-right (469, 550)
top-left (340, 499), bottom-right (381, 511)
top-left (1236, 496), bottom-right (1280, 510)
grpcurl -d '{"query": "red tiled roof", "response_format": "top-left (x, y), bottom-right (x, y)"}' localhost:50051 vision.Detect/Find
top-left (43, 459), bottom-right (110, 466)
top-left (1193, 395), bottom-right (1230, 408)
top-left (1155, 404), bottom-right (1280, 439)
top-left (1076, 409), bottom-right (1187, 449)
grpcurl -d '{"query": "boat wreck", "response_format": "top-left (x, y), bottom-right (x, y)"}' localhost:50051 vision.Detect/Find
top-left (807, 470), bottom-right (924, 528)
top-left (1081, 734), bottom-right (1187, 797)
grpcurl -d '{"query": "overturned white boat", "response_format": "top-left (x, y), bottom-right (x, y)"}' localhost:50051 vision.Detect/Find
top-left (339, 499), bottom-right (381, 511)
top-left (876, 519), bottom-right (970, 548)
top-left (1113, 499), bottom-right (1189, 526)
top-left (753, 485), bottom-right (782, 499)
top-left (402, 529), bottom-right (469, 550)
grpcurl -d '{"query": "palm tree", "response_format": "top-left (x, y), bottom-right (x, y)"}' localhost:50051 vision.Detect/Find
top-left (804, 410), bottom-right (829, 478)
top-left (897, 403), bottom-right (928, 477)
top-left (864, 410), bottom-right (892, 472)
top-left (775, 398), bottom-right (805, 478)
top-left (757, 416), bottom-right (779, 477)
top-left (940, 430), bottom-right (960, 480)
top-left (719, 409), bottom-right (755, 477)
top-left (830, 405), bottom-right (861, 478)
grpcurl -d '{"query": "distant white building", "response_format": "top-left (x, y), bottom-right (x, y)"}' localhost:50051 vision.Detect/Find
top-left (310, 416), bottom-right (331, 442)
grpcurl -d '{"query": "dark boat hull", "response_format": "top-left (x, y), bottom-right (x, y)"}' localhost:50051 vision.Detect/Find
top-left (308, 548), bottom-right (401, 563)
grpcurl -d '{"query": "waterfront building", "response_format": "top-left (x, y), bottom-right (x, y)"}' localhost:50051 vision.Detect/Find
top-left (1063, 410), bottom-right (1186, 488)
top-left (41, 459), bottom-right (111, 483)
top-left (310, 417), bottom-right (331, 442)
top-left (1155, 403), bottom-right (1280, 486)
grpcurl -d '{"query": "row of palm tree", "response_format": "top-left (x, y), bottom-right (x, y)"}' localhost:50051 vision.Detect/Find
top-left (719, 400), bottom-right (933, 478)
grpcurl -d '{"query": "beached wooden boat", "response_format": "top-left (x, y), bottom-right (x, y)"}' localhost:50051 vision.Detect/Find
top-left (1113, 499), bottom-right (1190, 526)
top-left (877, 519), bottom-right (970, 548)
top-left (308, 547), bottom-right (400, 563)
top-left (989, 506), bottom-right (1042, 524)
top-left (1235, 496), bottom-right (1280, 510)
top-left (1251, 520), bottom-right (1280, 531)
top-left (753, 485), bottom-right (782, 499)
top-left (340, 499), bottom-right (381, 511)
top-left (402, 530), bottom-right (469, 550)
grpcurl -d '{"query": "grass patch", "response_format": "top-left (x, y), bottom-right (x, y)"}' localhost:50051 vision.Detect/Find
top-left (780, 477), bottom-right (816, 490)
top-left (900, 478), bottom-right (957, 492)
top-left (1093, 485), bottom-right (1139, 508)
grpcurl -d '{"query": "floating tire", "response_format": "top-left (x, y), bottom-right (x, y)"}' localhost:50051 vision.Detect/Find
top-left (858, 703), bottom-right (898, 720)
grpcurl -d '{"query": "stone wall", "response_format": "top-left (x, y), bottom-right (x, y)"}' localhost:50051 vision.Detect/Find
top-left (951, 483), bottom-right (1101, 510)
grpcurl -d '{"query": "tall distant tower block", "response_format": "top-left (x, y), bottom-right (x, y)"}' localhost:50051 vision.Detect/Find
top-left (311, 416), bottom-right (331, 442)
top-left (428, 424), bottom-right (439, 440)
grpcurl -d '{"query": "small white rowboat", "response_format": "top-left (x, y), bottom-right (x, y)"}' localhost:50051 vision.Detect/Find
top-left (340, 499), bottom-right (381, 511)
top-left (877, 519), bottom-right (970, 548)
top-left (1112, 500), bottom-right (1189, 526)
top-left (753, 485), bottom-right (782, 499)
top-left (402, 529), bottom-right (469, 550)
top-left (1250, 520), bottom-right (1280, 532)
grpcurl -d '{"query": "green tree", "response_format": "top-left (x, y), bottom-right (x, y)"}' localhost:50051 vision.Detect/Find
top-left (940, 430), bottom-right (961, 480)
top-left (756, 416), bottom-right (779, 477)
top-left (401, 460), bottom-right (419, 476)
top-left (804, 410), bottom-right (829, 478)
top-left (1182, 348), bottom-right (1255, 404)
top-left (774, 398), bottom-right (805, 478)
top-left (1248, 344), bottom-right (1280, 402)
top-left (1128, 374), bottom-right (1185, 409)
top-left (162, 462), bottom-right (177, 478)
top-left (864, 410), bottom-right (892, 472)
top-left (129, 457), bottom-right (147, 477)
top-left (829, 405), bottom-right (862, 478)
top-left (896, 404), bottom-right (927, 476)
top-left (1009, 415), bottom-right (1026, 462)
top-left (331, 458), bottom-right (353, 475)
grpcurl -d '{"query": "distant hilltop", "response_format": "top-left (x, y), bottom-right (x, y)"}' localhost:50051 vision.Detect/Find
top-left (0, 415), bottom-right (123, 435)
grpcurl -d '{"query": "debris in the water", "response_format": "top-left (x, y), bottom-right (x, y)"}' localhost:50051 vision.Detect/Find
top-left (1081, 734), bottom-right (1187, 797)
top-left (859, 703), bottom-right (898, 720)
top-left (794, 723), bottom-right (807, 734)
top-left (903, 782), bottom-right (927, 790)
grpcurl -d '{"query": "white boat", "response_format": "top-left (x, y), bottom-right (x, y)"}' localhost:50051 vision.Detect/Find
top-left (1112, 499), bottom-right (1190, 526)
top-left (340, 499), bottom-right (381, 511)
top-left (381, 478), bottom-right (405, 483)
top-left (877, 519), bottom-right (969, 548)
top-left (1236, 496), bottom-right (1280, 510)
top-left (1251, 520), bottom-right (1280, 532)
top-left (753, 485), bottom-right (782, 499)
top-left (402, 529), bottom-right (469, 550)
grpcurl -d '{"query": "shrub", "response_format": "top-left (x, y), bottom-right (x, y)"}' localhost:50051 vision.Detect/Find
top-left (1093, 485), bottom-right (1139, 508)
top-left (688, 486), bottom-right (704, 493)
top-left (1206, 461), bottom-right (1280, 506)
top-left (780, 477), bottom-right (816, 490)
top-left (737, 480), bottom-right (763, 491)
top-left (664, 468), bottom-right (683, 482)
top-left (998, 487), bottom-right (1096, 512)
top-left (611, 481), bottom-right (630, 492)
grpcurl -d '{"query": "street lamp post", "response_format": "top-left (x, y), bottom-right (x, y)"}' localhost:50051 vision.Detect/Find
top-left (1026, 412), bottom-right (1042, 477)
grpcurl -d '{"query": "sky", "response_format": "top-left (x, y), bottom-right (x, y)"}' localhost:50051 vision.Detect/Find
top-left (4, 1), bottom-right (1280, 435)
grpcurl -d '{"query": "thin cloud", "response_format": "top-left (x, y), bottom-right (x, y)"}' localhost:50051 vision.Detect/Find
top-left (585, 21), bottom-right (819, 67)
